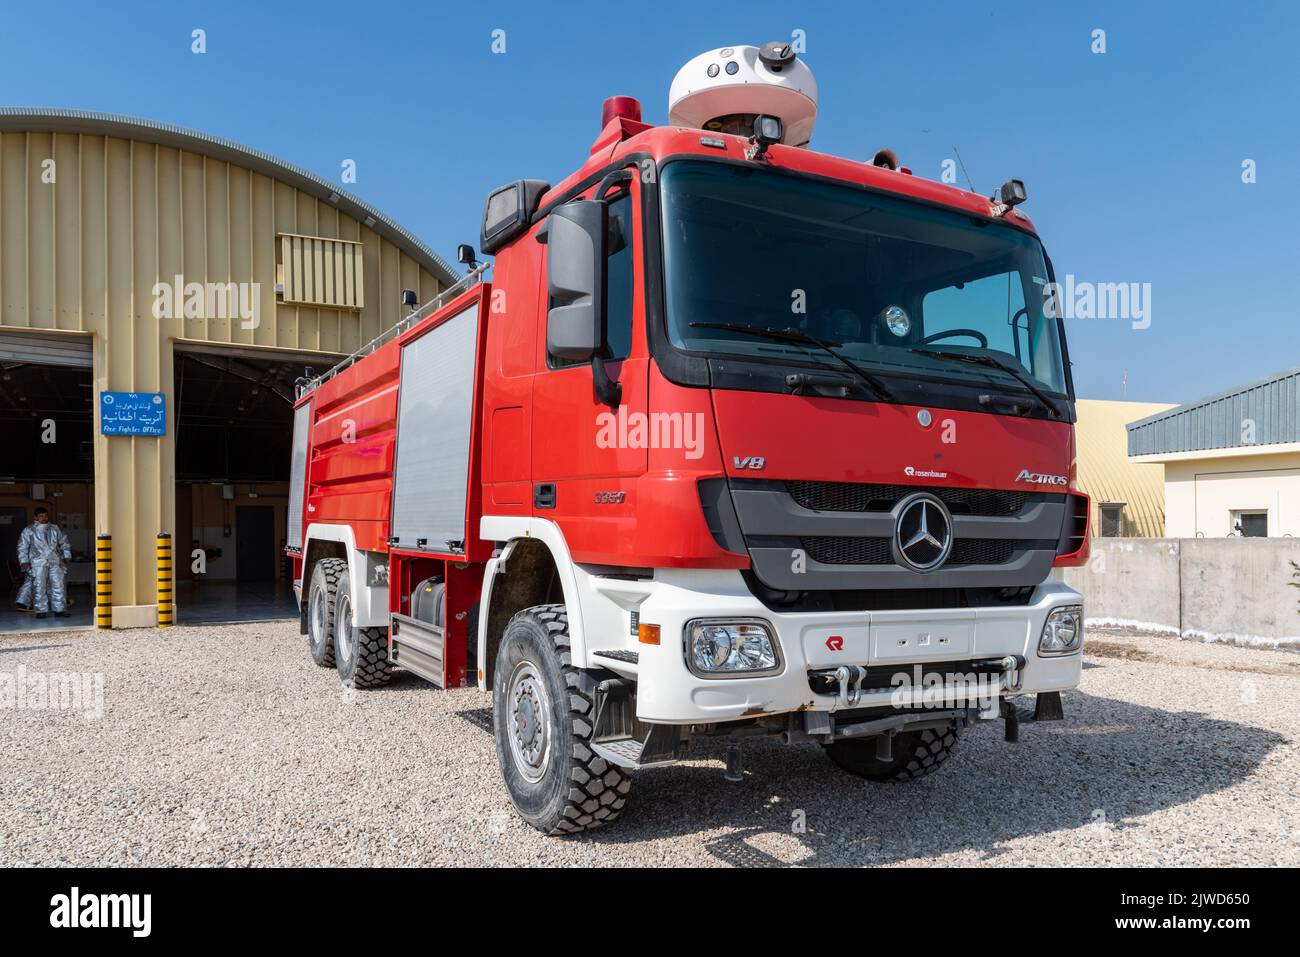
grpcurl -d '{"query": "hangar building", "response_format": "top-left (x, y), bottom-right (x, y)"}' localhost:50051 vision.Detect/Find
top-left (0, 109), bottom-right (455, 628)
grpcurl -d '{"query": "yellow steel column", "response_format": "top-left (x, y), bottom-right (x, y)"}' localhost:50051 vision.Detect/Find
top-left (155, 533), bottom-right (174, 627)
top-left (95, 534), bottom-right (113, 629)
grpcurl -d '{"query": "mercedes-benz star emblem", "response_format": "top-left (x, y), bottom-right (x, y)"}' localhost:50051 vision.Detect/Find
top-left (894, 493), bottom-right (953, 571)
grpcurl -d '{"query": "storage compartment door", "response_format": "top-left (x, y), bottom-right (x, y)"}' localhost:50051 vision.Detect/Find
top-left (390, 303), bottom-right (479, 553)
top-left (286, 399), bottom-right (312, 552)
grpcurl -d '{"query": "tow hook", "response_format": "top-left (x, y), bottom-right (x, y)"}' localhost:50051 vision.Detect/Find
top-left (971, 654), bottom-right (1026, 693)
top-left (833, 665), bottom-right (867, 707)
top-left (998, 655), bottom-right (1023, 692)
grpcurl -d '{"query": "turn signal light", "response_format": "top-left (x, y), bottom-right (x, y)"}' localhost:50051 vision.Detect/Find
top-left (638, 623), bottom-right (661, 645)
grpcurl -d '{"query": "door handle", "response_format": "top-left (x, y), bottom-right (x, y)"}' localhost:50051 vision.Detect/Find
top-left (534, 483), bottom-right (556, 509)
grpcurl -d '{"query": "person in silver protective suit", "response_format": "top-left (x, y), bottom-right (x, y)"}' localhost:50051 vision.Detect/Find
top-left (17, 507), bottom-right (72, 619)
top-left (15, 565), bottom-right (35, 611)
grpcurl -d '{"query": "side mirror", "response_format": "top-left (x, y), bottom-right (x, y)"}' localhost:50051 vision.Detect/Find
top-left (546, 200), bottom-right (606, 364)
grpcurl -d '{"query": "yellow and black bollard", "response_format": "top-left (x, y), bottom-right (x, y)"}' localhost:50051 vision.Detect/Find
top-left (156, 532), bottom-right (174, 628)
top-left (95, 534), bottom-right (113, 629)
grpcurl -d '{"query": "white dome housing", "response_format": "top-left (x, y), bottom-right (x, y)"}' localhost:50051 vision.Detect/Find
top-left (668, 43), bottom-right (818, 147)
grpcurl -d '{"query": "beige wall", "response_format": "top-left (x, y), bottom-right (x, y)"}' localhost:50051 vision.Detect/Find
top-left (1163, 451), bottom-right (1300, 538)
top-left (1074, 399), bottom-right (1175, 537)
top-left (0, 129), bottom-right (444, 624)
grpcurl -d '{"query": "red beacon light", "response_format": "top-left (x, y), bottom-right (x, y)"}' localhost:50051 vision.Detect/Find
top-left (601, 95), bottom-right (642, 128)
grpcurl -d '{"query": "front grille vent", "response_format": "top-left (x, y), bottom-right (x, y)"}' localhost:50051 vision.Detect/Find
top-left (787, 480), bottom-right (1027, 516)
top-left (800, 536), bottom-right (1021, 567)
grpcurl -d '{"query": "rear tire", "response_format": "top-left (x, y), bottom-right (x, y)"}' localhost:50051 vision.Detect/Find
top-left (306, 558), bottom-right (346, 668)
top-left (823, 723), bottom-right (962, 782)
top-left (493, 604), bottom-right (631, 834)
top-left (334, 568), bottom-right (394, 689)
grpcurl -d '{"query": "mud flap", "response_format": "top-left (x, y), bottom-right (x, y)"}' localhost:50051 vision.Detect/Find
top-left (1034, 690), bottom-right (1065, 721)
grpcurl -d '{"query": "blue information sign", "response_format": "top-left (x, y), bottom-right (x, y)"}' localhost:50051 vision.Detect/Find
top-left (100, 392), bottom-right (166, 436)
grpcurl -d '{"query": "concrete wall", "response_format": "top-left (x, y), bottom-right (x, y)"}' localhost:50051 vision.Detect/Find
top-left (1058, 537), bottom-right (1300, 647)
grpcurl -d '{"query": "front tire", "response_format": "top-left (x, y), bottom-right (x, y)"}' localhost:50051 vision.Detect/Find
top-left (492, 604), bottom-right (630, 834)
top-left (306, 558), bottom-right (346, 668)
top-left (823, 723), bottom-right (962, 782)
top-left (334, 567), bottom-right (394, 689)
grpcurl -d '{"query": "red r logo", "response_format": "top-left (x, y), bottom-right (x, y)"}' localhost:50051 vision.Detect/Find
top-left (825, 635), bottom-right (844, 652)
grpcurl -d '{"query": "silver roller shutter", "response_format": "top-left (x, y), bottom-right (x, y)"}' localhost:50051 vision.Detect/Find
top-left (286, 400), bottom-right (312, 551)
top-left (390, 303), bottom-right (479, 552)
top-left (0, 331), bottom-right (92, 367)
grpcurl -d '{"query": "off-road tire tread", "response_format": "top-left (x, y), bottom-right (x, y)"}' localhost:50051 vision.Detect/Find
top-left (891, 725), bottom-right (961, 780)
top-left (308, 558), bottom-right (347, 668)
top-left (347, 625), bottom-right (395, 688)
top-left (825, 724), bottom-right (961, 782)
top-left (513, 603), bottom-right (632, 835)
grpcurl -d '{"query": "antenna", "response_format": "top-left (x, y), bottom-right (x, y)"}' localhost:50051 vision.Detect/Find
top-left (952, 145), bottom-right (976, 193)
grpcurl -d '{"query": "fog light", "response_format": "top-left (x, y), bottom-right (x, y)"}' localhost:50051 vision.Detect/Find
top-left (1038, 605), bottom-right (1083, 656)
top-left (685, 619), bottom-right (780, 678)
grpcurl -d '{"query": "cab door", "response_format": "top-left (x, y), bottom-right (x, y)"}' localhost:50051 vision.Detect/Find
top-left (530, 177), bottom-right (649, 564)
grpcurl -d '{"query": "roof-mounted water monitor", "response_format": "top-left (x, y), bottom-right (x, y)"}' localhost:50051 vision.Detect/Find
top-left (668, 42), bottom-right (818, 147)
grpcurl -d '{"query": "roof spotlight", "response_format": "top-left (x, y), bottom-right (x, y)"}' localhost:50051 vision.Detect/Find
top-left (746, 114), bottom-right (784, 161)
top-left (992, 178), bottom-right (1027, 215)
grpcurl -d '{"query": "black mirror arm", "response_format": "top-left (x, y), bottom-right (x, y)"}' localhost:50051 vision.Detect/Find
top-left (588, 169), bottom-right (632, 408)
top-left (592, 353), bottom-right (621, 408)
top-left (595, 169), bottom-right (634, 203)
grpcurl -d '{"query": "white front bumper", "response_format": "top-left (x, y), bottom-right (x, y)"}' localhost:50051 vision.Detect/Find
top-left (618, 570), bottom-right (1082, 725)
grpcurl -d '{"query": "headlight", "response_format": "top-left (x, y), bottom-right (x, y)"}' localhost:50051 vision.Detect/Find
top-left (1038, 605), bottom-right (1083, 656)
top-left (684, 620), bottom-right (781, 678)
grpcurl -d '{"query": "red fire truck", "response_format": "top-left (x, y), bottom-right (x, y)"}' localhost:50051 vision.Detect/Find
top-left (286, 43), bottom-right (1089, 834)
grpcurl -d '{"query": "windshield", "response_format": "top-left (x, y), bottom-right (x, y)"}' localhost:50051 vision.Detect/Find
top-left (660, 160), bottom-right (1070, 397)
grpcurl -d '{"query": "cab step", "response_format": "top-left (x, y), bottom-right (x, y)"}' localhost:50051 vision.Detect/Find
top-left (592, 737), bottom-right (654, 768)
top-left (588, 674), bottom-right (679, 769)
top-left (591, 724), bottom-right (681, 769)
top-left (592, 649), bottom-right (639, 665)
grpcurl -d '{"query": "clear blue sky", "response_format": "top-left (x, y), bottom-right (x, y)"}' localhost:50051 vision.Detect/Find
top-left (3, 0), bottom-right (1297, 403)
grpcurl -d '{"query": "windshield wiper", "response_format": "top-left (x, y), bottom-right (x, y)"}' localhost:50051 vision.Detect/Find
top-left (914, 347), bottom-right (1063, 419)
top-left (689, 322), bottom-right (895, 402)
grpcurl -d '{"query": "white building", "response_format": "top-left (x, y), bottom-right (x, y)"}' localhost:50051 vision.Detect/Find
top-left (1128, 367), bottom-right (1300, 538)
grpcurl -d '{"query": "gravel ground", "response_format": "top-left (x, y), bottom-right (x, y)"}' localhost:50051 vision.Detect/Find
top-left (1, 620), bottom-right (1297, 867)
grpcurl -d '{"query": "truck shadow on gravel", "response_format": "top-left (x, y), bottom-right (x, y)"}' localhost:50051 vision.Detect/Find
top-left (576, 691), bottom-right (1287, 866)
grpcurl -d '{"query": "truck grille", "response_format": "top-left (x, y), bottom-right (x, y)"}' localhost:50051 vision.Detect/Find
top-left (801, 536), bottom-right (1020, 566)
top-left (716, 478), bottom-right (1067, 592)
top-left (787, 480), bottom-right (1026, 516)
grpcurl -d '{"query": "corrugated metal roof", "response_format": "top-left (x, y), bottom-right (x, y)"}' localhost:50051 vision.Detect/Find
top-left (1076, 399), bottom-right (1176, 536)
top-left (0, 107), bottom-right (459, 288)
top-left (1127, 366), bottom-right (1300, 456)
